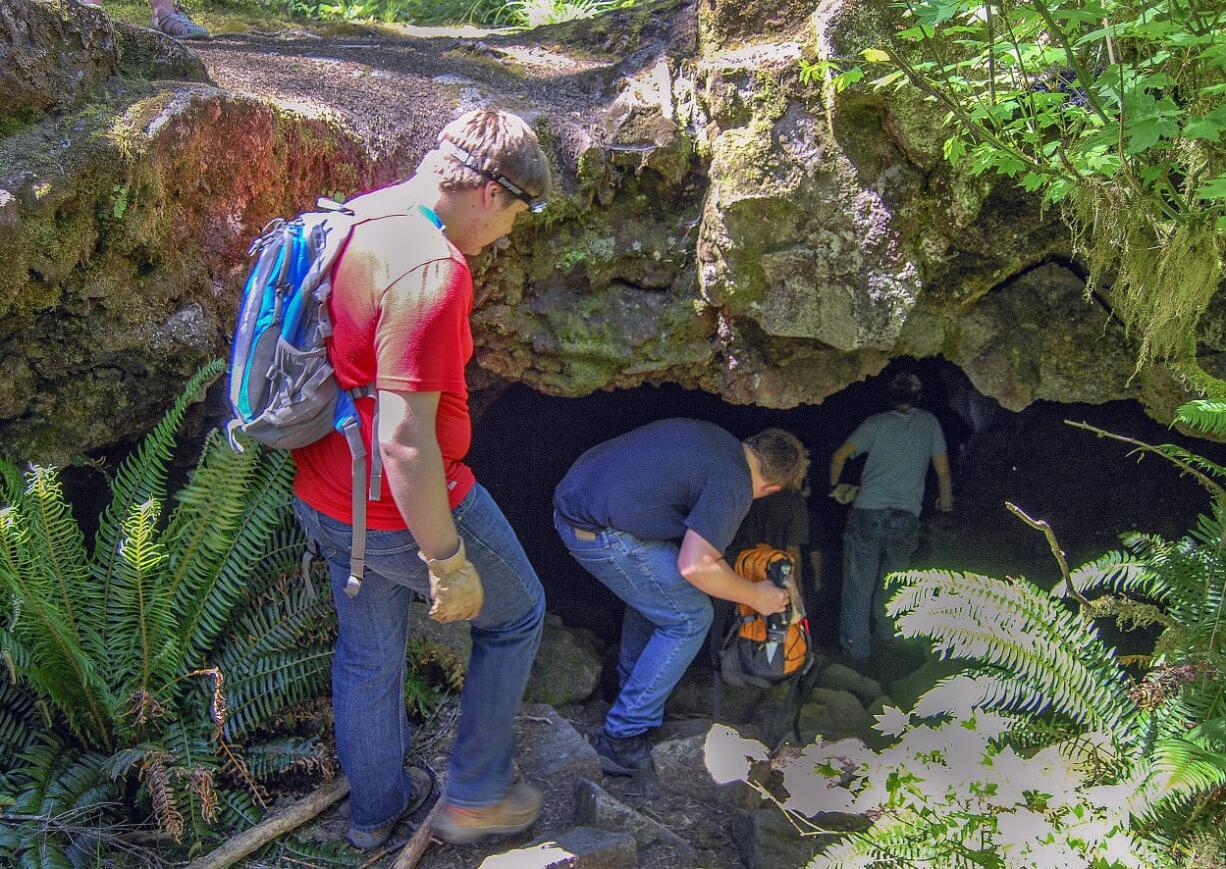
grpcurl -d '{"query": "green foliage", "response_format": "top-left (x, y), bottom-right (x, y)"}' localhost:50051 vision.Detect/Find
top-left (0, 734), bottom-right (120, 868)
top-left (280, 0), bottom-right (637, 27)
top-left (0, 361), bottom-right (338, 861)
top-left (852, 0), bottom-right (1226, 372)
top-left (404, 637), bottom-right (466, 718)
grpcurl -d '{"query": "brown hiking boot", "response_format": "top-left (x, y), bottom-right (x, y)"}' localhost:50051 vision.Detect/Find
top-left (433, 783), bottom-right (542, 845)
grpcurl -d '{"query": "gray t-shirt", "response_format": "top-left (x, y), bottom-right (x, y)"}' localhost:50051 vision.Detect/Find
top-left (849, 408), bottom-right (947, 516)
top-left (554, 418), bottom-right (753, 551)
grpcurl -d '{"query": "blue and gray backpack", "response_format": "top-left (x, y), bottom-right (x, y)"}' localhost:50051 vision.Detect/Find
top-left (225, 198), bottom-right (378, 598)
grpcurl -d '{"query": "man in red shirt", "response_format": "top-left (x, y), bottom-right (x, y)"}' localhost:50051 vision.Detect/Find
top-left (292, 110), bottom-right (551, 849)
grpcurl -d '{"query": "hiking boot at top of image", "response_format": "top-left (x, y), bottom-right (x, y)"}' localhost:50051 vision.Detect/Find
top-left (152, 5), bottom-right (208, 39)
top-left (433, 782), bottom-right (543, 845)
top-left (592, 730), bottom-right (653, 777)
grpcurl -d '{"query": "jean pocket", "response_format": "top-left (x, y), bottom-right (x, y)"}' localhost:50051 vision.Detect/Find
top-left (363, 528), bottom-right (420, 559)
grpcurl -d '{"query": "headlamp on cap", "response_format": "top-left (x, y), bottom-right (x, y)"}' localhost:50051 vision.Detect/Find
top-left (443, 142), bottom-right (547, 214)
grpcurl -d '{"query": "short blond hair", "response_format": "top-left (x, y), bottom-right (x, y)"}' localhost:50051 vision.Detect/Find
top-left (744, 429), bottom-right (809, 491)
top-left (420, 110), bottom-right (552, 199)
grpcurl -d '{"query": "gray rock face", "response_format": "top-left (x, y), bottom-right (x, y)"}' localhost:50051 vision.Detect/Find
top-left (1, 0), bottom-right (206, 118)
top-left (817, 663), bottom-right (882, 707)
top-left (652, 731), bottom-right (762, 808)
top-left (481, 827), bottom-right (637, 868)
top-left (525, 615), bottom-right (604, 708)
top-left (573, 777), bottom-right (698, 863)
top-left (518, 703), bottom-right (604, 783)
top-left (0, 0), bottom-right (1211, 461)
top-left (796, 688), bottom-right (871, 743)
top-left (731, 807), bottom-right (825, 869)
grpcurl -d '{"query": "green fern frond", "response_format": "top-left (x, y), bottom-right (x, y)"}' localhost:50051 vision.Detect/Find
top-left (1154, 735), bottom-right (1226, 803)
top-left (172, 441), bottom-right (300, 665)
top-left (0, 680), bottom-right (42, 754)
top-left (93, 359), bottom-right (226, 642)
top-left (1057, 548), bottom-right (1153, 599)
top-left (812, 813), bottom-right (955, 867)
top-left (1176, 400), bottom-right (1226, 438)
top-left (21, 468), bottom-right (101, 663)
top-left (220, 648), bottom-right (333, 742)
top-left (241, 736), bottom-right (331, 781)
top-left (889, 570), bottom-right (1139, 741)
top-left (218, 786), bottom-right (263, 830)
top-left (106, 499), bottom-right (178, 712)
top-left (156, 719), bottom-right (224, 844)
top-left (98, 743), bottom-right (160, 781)
top-left (1191, 505), bottom-right (1226, 551)
top-left (0, 507), bottom-right (114, 750)
top-left (0, 457), bottom-right (24, 505)
top-left (3, 734), bottom-right (118, 838)
top-left (1157, 444), bottom-right (1226, 489)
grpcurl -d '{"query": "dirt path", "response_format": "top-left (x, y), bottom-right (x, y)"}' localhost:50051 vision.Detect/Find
top-left (193, 24), bottom-right (618, 163)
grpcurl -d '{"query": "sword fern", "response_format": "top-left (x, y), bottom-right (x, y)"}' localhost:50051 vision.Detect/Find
top-left (0, 362), bottom-right (338, 863)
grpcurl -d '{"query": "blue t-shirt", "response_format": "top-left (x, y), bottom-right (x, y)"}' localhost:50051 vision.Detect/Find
top-left (554, 418), bottom-right (753, 551)
top-left (849, 408), bottom-right (947, 516)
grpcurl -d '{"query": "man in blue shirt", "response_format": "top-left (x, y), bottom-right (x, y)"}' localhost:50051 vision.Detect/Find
top-left (554, 420), bottom-right (807, 775)
top-left (829, 373), bottom-right (954, 664)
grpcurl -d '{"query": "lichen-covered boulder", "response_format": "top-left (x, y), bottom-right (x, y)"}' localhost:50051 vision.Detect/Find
top-left (0, 41), bottom-right (369, 458)
top-left (0, 0), bottom-right (206, 118)
top-left (1, 0), bottom-right (1214, 462)
top-left (525, 615), bottom-right (604, 707)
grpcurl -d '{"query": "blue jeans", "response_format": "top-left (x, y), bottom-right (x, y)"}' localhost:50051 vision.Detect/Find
top-left (295, 484), bottom-right (544, 831)
top-left (839, 507), bottom-right (920, 662)
top-left (554, 512), bottom-right (712, 739)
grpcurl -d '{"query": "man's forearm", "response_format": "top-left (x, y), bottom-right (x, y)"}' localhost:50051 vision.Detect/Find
top-left (381, 437), bottom-right (459, 561)
top-left (681, 559), bottom-right (762, 607)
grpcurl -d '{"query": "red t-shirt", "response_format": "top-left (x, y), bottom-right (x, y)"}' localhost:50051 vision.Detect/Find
top-left (292, 203), bottom-right (476, 529)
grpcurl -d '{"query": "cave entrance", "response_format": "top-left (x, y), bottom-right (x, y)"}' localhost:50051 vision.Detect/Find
top-left (468, 359), bottom-right (1226, 648)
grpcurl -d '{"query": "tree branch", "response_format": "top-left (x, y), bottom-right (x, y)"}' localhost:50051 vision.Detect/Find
top-left (1004, 501), bottom-right (1092, 608)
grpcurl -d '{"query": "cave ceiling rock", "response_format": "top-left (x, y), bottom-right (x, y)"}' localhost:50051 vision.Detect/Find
top-left (0, 0), bottom-right (1212, 462)
top-left (470, 35), bottom-right (715, 398)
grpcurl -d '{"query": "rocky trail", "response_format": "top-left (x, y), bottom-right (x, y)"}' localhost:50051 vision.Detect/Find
top-left (279, 606), bottom-right (919, 868)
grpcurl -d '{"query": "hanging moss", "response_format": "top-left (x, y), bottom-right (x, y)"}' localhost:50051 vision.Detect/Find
top-left (1067, 183), bottom-right (1225, 372)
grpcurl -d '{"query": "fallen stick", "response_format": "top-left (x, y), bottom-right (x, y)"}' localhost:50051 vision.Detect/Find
top-left (185, 775), bottom-right (351, 869)
top-left (392, 799), bottom-right (444, 869)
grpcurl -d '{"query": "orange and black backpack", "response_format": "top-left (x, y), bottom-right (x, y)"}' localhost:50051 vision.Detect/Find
top-left (719, 545), bottom-right (812, 689)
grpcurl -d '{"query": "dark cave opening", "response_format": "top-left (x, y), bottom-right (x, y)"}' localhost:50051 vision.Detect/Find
top-left (467, 358), bottom-right (1226, 648)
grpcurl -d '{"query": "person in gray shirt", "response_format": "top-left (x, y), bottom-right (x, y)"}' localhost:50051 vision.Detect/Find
top-left (828, 372), bottom-right (954, 664)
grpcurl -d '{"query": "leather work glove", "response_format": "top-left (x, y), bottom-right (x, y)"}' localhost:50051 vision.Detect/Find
top-left (419, 539), bottom-right (484, 623)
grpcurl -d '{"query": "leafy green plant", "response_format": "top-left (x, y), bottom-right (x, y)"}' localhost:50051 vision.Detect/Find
top-left (404, 637), bottom-right (466, 718)
top-left (838, 0), bottom-right (1226, 376)
top-left (0, 361), bottom-right (338, 862)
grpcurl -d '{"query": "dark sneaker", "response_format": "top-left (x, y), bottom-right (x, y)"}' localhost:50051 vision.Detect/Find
top-left (592, 730), bottom-right (652, 776)
top-left (347, 765), bottom-right (435, 850)
top-left (151, 7), bottom-right (209, 39)
top-left (433, 782), bottom-right (543, 845)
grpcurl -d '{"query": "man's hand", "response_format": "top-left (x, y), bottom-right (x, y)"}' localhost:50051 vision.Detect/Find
top-left (751, 583), bottom-right (789, 616)
top-left (937, 492), bottom-right (954, 512)
top-left (420, 539), bottom-right (483, 623)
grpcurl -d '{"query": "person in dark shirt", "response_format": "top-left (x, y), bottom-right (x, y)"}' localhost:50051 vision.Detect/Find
top-left (728, 487), bottom-right (811, 577)
top-left (553, 419), bottom-right (807, 775)
top-left (725, 482), bottom-right (813, 629)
